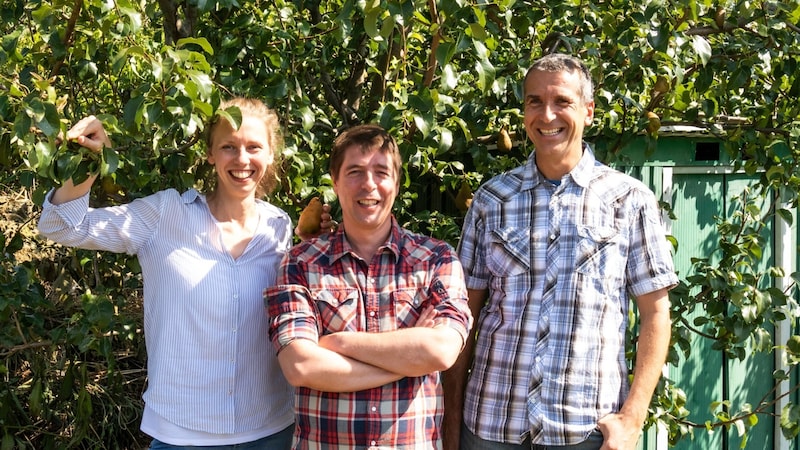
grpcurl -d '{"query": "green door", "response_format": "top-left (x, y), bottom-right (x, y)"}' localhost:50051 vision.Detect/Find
top-left (668, 170), bottom-right (774, 450)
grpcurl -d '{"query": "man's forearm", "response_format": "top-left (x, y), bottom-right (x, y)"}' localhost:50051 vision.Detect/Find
top-left (621, 288), bottom-right (672, 424)
top-left (278, 339), bottom-right (403, 392)
top-left (319, 326), bottom-right (465, 377)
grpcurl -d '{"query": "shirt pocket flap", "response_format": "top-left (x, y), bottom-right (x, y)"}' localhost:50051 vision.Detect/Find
top-left (487, 226), bottom-right (531, 277)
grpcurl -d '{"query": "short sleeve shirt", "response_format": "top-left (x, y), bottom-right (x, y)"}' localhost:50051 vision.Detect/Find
top-left (457, 146), bottom-right (678, 446)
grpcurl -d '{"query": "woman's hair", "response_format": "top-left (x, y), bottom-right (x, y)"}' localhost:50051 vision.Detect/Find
top-left (524, 53), bottom-right (594, 104)
top-left (205, 97), bottom-right (283, 197)
top-left (329, 124), bottom-right (402, 186)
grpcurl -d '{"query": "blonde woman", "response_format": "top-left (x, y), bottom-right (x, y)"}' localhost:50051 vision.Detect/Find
top-left (39, 98), bottom-right (327, 449)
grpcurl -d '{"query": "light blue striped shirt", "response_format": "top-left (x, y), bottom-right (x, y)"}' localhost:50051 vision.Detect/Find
top-left (38, 188), bottom-right (294, 442)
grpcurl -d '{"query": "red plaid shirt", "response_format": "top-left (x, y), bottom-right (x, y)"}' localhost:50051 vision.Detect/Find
top-left (266, 218), bottom-right (471, 449)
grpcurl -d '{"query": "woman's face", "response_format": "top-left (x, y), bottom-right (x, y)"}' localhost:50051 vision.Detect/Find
top-left (207, 116), bottom-right (274, 200)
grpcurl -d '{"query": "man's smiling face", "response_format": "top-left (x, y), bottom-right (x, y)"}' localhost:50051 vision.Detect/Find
top-left (523, 68), bottom-right (594, 177)
top-left (332, 144), bottom-right (399, 238)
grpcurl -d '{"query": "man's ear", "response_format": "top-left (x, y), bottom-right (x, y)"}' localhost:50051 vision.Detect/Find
top-left (584, 100), bottom-right (595, 126)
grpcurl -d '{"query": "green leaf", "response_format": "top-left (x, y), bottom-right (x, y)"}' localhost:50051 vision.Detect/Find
top-left (692, 35), bottom-right (712, 66)
top-left (55, 153), bottom-right (84, 182)
top-left (100, 146), bottom-right (120, 176)
top-left (413, 114), bottom-right (431, 139)
top-left (468, 23), bottom-right (488, 40)
top-left (441, 64), bottom-right (458, 91)
top-left (299, 107), bottom-right (315, 132)
top-left (37, 102), bottom-right (61, 137)
top-left (122, 96), bottom-right (146, 131)
top-left (379, 14), bottom-right (395, 41)
top-left (437, 127), bottom-right (453, 153)
top-left (218, 106), bottom-right (243, 130)
top-left (186, 70), bottom-right (214, 98)
top-left (177, 37), bottom-right (214, 55)
top-left (475, 58), bottom-right (496, 91)
top-left (365, 8), bottom-right (383, 40)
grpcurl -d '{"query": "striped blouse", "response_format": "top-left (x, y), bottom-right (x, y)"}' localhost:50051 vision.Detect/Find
top-left (38, 188), bottom-right (294, 444)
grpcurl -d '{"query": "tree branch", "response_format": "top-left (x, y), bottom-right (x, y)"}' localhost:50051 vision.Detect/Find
top-left (421, 0), bottom-right (441, 87)
top-left (50, 0), bottom-right (82, 78)
top-left (685, 14), bottom-right (765, 36)
top-left (157, 0), bottom-right (197, 44)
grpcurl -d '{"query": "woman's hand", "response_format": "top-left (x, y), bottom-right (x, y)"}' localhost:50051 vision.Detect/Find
top-left (64, 116), bottom-right (112, 152)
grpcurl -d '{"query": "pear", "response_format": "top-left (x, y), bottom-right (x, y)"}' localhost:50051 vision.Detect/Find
top-left (101, 176), bottom-right (123, 196)
top-left (645, 111), bottom-right (661, 135)
top-left (455, 182), bottom-right (473, 212)
top-left (297, 197), bottom-right (323, 235)
top-left (653, 76), bottom-right (670, 94)
top-left (714, 7), bottom-right (726, 29)
top-left (497, 127), bottom-right (513, 153)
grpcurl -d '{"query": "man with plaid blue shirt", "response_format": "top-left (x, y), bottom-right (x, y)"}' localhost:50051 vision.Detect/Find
top-left (266, 124), bottom-right (473, 449)
top-left (444, 53), bottom-right (678, 450)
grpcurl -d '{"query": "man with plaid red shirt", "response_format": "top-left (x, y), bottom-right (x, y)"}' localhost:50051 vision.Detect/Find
top-left (265, 124), bottom-right (473, 449)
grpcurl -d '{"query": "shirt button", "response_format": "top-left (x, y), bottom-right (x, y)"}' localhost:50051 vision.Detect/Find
top-left (370, 441), bottom-right (377, 446)
top-left (371, 406), bottom-right (377, 412)
top-left (369, 311), bottom-right (376, 317)
top-left (550, 234), bottom-right (556, 240)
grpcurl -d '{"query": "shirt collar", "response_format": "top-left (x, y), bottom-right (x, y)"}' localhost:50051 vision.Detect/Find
top-left (327, 216), bottom-right (403, 264)
top-left (181, 188), bottom-right (203, 204)
top-left (525, 142), bottom-right (597, 189)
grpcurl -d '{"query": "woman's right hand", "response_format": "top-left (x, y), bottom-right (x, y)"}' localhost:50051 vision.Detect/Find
top-left (65, 115), bottom-right (112, 152)
top-left (49, 116), bottom-right (113, 205)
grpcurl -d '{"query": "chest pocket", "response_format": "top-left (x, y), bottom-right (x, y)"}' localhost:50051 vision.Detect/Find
top-left (575, 224), bottom-right (625, 281)
top-left (314, 288), bottom-right (360, 333)
top-left (486, 226), bottom-right (531, 277)
top-left (391, 288), bottom-right (425, 329)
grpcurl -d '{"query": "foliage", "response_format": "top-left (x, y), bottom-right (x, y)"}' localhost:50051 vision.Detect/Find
top-left (1, 0), bottom-right (800, 448)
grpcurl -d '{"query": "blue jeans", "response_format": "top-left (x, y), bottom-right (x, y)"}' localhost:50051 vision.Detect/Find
top-left (149, 424), bottom-right (293, 450)
top-left (460, 424), bottom-right (603, 450)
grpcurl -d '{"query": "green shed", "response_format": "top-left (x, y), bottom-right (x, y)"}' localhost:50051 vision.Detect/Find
top-left (594, 127), bottom-right (796, 450)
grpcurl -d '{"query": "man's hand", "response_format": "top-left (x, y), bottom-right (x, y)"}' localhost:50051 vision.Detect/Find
top-left (415, 305), bottom-right (437, 328)
top-left (295, 203), bottom-right (336, 241)
top-left (597, 412), bottom-right (642, 450)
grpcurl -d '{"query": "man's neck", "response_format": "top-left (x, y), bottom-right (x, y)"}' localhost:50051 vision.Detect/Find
top-left (344, 224), bottom-right (392, 261)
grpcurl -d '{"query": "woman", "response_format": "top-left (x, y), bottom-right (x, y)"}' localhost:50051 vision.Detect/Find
top-left (38, 98), bottom-right (322, 449)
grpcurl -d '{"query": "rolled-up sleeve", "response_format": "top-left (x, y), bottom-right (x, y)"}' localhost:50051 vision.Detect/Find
top-left (430, 251), bottom-right (472, 344)
top-left (265, 283), bottom-right (320, 352)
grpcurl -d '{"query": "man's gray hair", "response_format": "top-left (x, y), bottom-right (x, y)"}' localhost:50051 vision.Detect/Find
top-left (525, 53), bottom-right (594, 103)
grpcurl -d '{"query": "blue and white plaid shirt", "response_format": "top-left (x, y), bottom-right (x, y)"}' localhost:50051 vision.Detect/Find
top-left (457, 145), bottom-right (678, 446)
